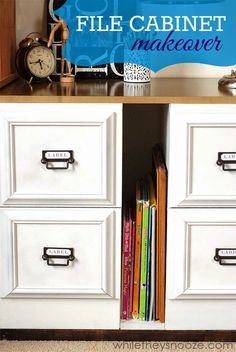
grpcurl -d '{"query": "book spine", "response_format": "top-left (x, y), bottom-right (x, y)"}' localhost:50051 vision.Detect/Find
top-left (152, 144), bottom-right (167, 323)
top-left (121, 215), bottom-right (131, 320)
top-left (139, 200), bottom-right (149, 321)
top-left (132, 200), bottom-right (142, 319)
top-left (129, 220), bottom-right (136, 319)
top-left (158, 168), bottom-right (167, 323)
top-left (155, 202), bottom-right (159, 321)
top-left (149, 207), bottom-right (156, 321)
top-left (146, 206), bottom-right (152, 321)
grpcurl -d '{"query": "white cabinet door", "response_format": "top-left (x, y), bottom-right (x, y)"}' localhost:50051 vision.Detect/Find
top-left (166, 208), bottom-right (236, 330)
top-left (168, 104), bottom-right (236, 207)
top-left (0, 104), bottom-right (122, 207)
top-left (0, 208), bottom-right (121, 329)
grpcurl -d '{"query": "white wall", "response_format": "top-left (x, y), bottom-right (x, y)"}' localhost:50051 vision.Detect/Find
top-left (16, 0), bottom-right (47, 47)
top-left (15, 0), bottom-right (235, 78)
top-left (152, 63), bottom-right (235, 78)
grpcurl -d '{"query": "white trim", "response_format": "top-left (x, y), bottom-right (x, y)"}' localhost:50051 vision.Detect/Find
top-left (120, 320), bottom-right (165, 330)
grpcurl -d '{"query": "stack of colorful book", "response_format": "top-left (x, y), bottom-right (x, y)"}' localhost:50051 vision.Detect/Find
top-left (121, 144), bottom-right (167, 323)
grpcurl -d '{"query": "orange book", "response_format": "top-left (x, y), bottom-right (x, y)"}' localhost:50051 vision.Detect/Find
top-left (132, 179), bottom-right (143, 319)
top-left (153, 144), bottom-right (167, 324)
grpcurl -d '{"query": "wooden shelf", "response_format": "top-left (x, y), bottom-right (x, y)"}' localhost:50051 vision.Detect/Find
top-left (0, 78), bottom-right (236, 104)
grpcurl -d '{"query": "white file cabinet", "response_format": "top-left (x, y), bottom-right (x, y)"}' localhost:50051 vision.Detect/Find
top-left (166, 105), bottom-right (236, 330)
top-left (0, 103), bottom-right (122, 329)
top-left (2, 100), bottom-right (236, 332)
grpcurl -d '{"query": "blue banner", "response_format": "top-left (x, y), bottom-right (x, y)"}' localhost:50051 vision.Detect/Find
top-left (54, 0), bottom-right (236, 72)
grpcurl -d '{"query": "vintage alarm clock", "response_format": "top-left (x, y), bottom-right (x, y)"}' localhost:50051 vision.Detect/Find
top-left (15, 32), bottom-right (56, 84)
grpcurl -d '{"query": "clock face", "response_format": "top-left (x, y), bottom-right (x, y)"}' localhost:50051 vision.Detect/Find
top-left (26, 46), bottom-right (56, 78)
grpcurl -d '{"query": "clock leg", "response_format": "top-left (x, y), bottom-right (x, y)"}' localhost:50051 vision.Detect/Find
top-left (28, 77), bottom-right (33, 85)
top-left (47, 76), bottom-right (52, 83)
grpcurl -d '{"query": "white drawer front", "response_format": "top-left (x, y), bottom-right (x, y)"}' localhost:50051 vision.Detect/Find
top-left (168, 105), bottom-right (236, 207)
top-left (0, 208), bottom-right (121, 299)
top-left (0, 104), bottom-right (122, 206)
top-left (168, 209), bottom-right (236, 300)
top-left (0, 299), bottom-right (121, 329)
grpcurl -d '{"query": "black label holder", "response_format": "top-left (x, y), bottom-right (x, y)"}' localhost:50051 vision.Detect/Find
top-left (42, 247), bottom-right (75, 267)
top-left (41, 150), bottom-right (74, 170)
top-left (217, 152), bottom-right (236, 171)
top-left (214, 248), bottom-right (236, 266)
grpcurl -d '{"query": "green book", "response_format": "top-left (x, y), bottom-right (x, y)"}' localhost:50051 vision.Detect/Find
top-left (139, 179), bottom-right (150, 320)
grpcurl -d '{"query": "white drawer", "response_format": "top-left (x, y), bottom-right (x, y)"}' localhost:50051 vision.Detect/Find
top-left (0, 104), bottom-right (122, 206)
top-left (0, 208), bottom-right (121, 299)
top-left (166, 208), bottom-right (236, 330)
top-left (167, 208), bottom-right (236, 300)
top-left (168, 104), bottom-right (236, 207)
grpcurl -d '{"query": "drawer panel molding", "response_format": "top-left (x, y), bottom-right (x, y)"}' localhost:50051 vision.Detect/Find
top-left (168, 209), bottom-right (236, 300)
top-left (0, 104), bottom-right (122, 207)
top-left (0, 208), bottom-right (121, 299)
top-left (168, 104), bottom-right (236, 207)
